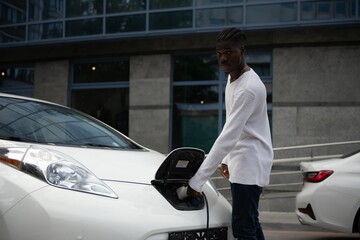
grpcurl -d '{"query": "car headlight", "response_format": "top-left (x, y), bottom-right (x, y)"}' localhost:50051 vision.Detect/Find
top-left (17, 146), bottom-right (118, 198)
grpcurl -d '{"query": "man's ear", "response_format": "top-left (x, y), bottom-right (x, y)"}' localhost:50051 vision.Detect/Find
top-left (241, 46), bottom-right (245, 54)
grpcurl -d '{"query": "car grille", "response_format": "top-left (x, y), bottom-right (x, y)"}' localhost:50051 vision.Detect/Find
top-left (168, 227), bottom-right (227, 240)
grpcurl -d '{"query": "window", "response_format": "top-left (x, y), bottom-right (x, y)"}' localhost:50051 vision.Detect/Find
top-left (0, 0), bottom-right (26, 25)
top-left (71, 59), bottom-right (130, 135)
top-left (0, 25), bottom-right (26, 43)
top-left (172, 51), bottom-right (272, 152)
top-left (173, 54), bottom-right (219, 82)
top-left (28, 0), bottom-right (64, 21)
top-left (0, 65), bottom-right (34, 97)
top-left (73, 60), bottom-right (129, 83)
top-left (196, 0), bottom-right (243, 6)
top-left (28, 22), bottom-right (63, 40)
top-left (172, 53), bottom-right (223, 152)
top-left (173, 84), bottom-right (222, 152)
top-left (317, 1), bottom-right (332, 19)
top-left (149, 0), bottom-right (192, 9)
top-left (246, 2), bottom-right (297, 25)
top-left (196, 7), bottom-right (243, 27)
top-left (106, 0), bottom-right (145, 13)
top-left (65, 0), bottom-right (103, 17)
top-left (1, 0), bottom-right (359, 45)
top-left (301, 1), bottom-right (314, 20)
top-left (106, 14), bottom-right (146, 33)
top-left (301, 0), bottom-right (356, 20)
top-left (246, 51), bottom-right (272, 131)
top-left (66, 18), bottom-right (102, 37)
top-left (149, 10), bottom-right (192, 30)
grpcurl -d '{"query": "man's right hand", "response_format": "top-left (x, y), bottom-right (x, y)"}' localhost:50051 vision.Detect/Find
top-left (187, 185), bottom-right (202, 198)
top-left (220, 163), bottom-right (229, 179)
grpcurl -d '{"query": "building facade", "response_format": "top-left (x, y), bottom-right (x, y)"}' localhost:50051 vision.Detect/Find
top-left (1, 0), bottom-right (360, 154)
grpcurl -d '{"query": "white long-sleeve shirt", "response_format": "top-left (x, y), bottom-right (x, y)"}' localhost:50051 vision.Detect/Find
top-left (189, 68), bottom-right (273, 192)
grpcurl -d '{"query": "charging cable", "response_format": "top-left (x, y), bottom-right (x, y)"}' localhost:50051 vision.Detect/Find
top-left (176, 186), bottom-right (210, 238)
top-left (203, 192), bottom-right (209, 239)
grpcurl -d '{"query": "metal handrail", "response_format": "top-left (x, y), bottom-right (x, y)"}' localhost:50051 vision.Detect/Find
top-left (273, 140), bottom-right (360, 151)
top-left (213, 140), bottom-right (360, 198)
top-left (266, 140), bottom-right (360, 193)
top-left (273, 154), bottom-right (342, 164)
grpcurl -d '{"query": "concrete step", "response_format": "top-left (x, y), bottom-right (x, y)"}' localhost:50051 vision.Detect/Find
top-left (260, 191), bottom-right (297, 212)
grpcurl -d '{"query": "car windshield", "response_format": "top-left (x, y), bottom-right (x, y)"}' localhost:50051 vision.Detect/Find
top-left (0, 96), bottom-right (142, 149)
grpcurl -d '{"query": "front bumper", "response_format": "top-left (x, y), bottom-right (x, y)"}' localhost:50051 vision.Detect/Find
top-left (2, 180), bottom-right (233, 240)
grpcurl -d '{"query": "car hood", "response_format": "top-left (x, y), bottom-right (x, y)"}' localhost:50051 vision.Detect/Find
top-left (53, 147), bottom-right (166, 184)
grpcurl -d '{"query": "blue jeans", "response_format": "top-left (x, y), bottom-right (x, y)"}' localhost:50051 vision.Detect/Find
top-left (230, 183), bottom-right (264, 240)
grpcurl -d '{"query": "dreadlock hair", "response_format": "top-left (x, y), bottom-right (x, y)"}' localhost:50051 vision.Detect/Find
top-left (216, 27), bottom-right (247, 46)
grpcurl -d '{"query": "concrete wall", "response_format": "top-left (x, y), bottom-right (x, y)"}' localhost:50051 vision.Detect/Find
top-left (272, 45), bottom-right (360, 150)
top-left (34, 60), bottom-right (69, 105)
top-left (129, 54), bottom-right (171, 153)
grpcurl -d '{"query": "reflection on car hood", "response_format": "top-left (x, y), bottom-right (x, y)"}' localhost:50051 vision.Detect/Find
top-left (0, 141), bottom-right (165, 184)
top-left (54, 147), bottom-right (165, 184)
top-left (300, 158), bottom-right (346, 172)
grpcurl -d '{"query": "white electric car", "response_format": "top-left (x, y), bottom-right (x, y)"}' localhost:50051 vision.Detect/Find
top-left (0, 93), bottom-right (233, 240)
top-left (296, 150), bottom-right (360, 233)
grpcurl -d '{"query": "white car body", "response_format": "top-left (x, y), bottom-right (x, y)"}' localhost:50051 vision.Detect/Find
top-left (295, 151), bottom-right (360, 233)
top-left (0, 93), bottom-right (233, 240)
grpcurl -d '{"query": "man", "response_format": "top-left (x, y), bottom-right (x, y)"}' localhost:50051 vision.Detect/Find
top-left (187, 27), bottom-right (273, 240)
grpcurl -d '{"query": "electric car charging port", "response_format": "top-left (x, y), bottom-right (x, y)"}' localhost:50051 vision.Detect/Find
top-left (152, 180), bottom-right (204, 210)
top-left (152, 147), bottom-right (205, 211)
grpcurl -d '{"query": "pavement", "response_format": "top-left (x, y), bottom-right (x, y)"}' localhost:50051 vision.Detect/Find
top-left (259, 211), bottom-right (327, 232)
top-left (260, 211), bottom-right (299, 225)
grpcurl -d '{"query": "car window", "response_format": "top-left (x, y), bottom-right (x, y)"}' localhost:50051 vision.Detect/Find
top-left (0, 96), bottom-right (142, 149)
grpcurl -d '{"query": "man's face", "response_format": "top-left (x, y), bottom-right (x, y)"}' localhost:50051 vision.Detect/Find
top-left (216, 40), bottom-right (244, 74)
